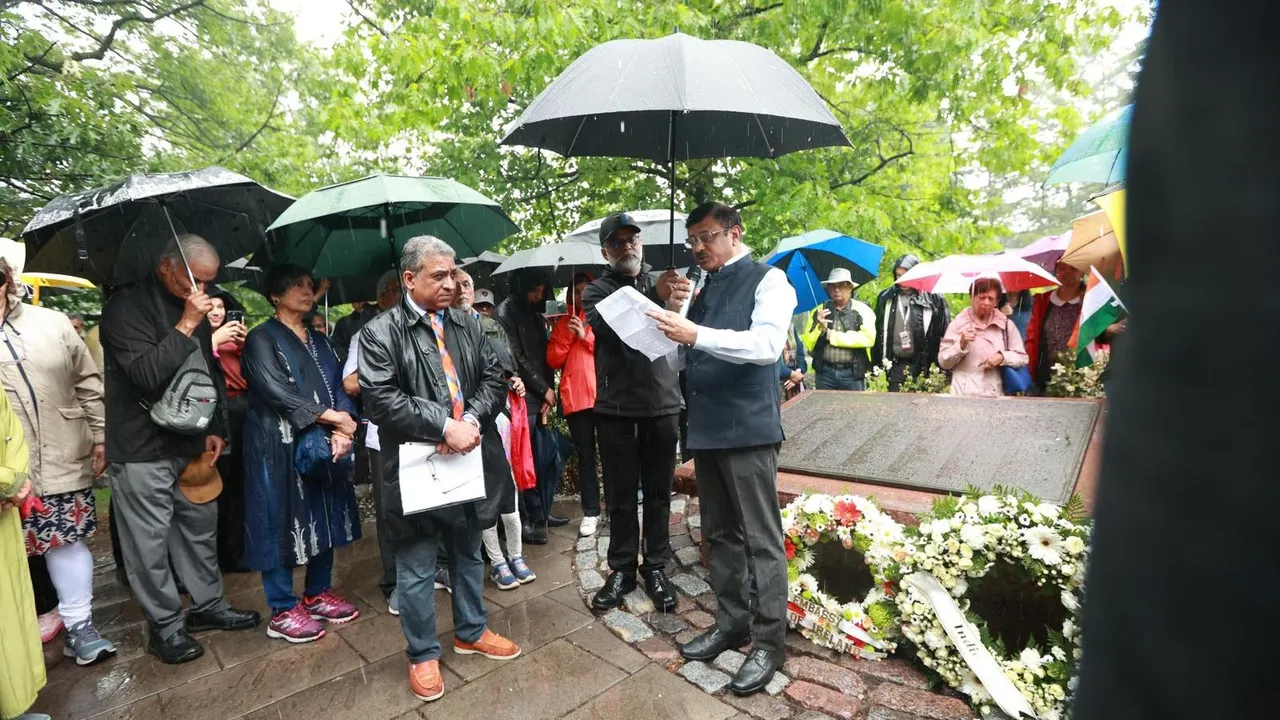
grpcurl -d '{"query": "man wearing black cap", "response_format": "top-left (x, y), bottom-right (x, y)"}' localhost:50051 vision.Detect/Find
top-left (580, 212), bottom-right (690, 614)
top-left (872, 254), bottom-right (950, 391)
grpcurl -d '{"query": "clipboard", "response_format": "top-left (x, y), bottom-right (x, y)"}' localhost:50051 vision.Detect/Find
top-left (398, 442), bottom-right (486, 515)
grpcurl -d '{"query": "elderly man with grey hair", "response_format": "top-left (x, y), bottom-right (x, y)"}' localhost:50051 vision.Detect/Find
top-left (100, 234), bottom-right (260, 665)
top-left (359, 236), bottom-right (519, 703)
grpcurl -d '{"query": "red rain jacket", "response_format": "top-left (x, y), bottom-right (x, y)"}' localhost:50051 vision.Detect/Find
top-left (546, 309), bottom-right (597, 416)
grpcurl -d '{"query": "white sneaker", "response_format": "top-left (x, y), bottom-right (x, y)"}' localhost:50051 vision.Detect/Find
top-left (579, 515), bottom-right (600, 537)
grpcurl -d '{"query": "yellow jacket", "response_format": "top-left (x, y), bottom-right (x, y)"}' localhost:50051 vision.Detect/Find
top-left (800, 300), bottom-right (877, 354)
top-left (0, 380), bottom-right (44, 719)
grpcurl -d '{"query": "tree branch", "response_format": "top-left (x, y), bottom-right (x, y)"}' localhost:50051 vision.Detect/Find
top-left (216, 82), bottom-right (285, 163)
top-left (23, 0), bottom-right (209, 73)
top-left (345, 0), bottom-right (390, 39)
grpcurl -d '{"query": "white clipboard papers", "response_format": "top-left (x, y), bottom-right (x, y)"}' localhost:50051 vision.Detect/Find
top-left (398, 442), bottom-right (486, 515)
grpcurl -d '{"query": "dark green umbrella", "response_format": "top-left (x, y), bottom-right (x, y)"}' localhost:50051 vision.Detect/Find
top-left (260, 174), bottom-right (519, 278)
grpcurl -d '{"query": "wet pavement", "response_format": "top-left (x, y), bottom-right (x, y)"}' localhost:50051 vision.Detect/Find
top-left (31, 499), bottom-right (738, 720)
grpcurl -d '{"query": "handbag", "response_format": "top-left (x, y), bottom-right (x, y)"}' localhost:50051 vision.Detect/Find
top-left (267, 321), bottom-right (354, 481)
top-left (1000, 323), bottom-right (1034, 395)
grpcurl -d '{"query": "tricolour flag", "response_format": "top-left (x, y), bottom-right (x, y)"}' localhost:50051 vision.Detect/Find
top-left (1069, 267), bottom-right (1126, 367)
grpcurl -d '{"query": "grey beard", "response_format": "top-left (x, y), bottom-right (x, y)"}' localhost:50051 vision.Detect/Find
top-left (611, 254), bottom-right (642, 276)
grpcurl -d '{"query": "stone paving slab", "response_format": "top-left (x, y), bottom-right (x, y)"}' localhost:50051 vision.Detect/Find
top-left (565, 663), bottom-right (735, 720)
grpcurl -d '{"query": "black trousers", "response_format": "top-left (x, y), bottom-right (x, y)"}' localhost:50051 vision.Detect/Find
top-left (566, 410), bottom-right (600, 517)
top-left (29, 554), bottom-right (59, 616)
top-left (369, 448), bottom-right (397, 598)
top-left (597, 413), bottom-right (678, 574)
top-left (694, 444), bottom-right (786, 653)
top-left (216, 399), bottom-right (248, 572)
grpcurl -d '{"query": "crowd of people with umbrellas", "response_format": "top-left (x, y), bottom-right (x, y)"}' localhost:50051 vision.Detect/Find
top-left (0, 29), bottom-right (1132, 718)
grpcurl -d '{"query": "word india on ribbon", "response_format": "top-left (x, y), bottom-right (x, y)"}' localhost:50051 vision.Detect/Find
top-left (787, 595), bottom-right (888, 660)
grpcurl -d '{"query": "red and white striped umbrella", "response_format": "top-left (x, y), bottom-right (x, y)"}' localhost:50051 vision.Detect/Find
top-left (896, 253), bottom-right (1060, 294)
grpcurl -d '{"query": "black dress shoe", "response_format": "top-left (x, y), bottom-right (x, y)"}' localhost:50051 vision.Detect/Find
top-left (679, 627), bottom-right (751, 662)
top-left (523, 524), bottom-right (548, 545)
top-left (729, 648), bottom-right (784, 695)
top-left (148, 629), bottom-right (204, 665)
top-left (546, 514), bottom-right (570, 528)
top-left (591, 571), bottom-right (636, 612)
top-left (640, 568), bottom-right (678, 613)
top-left (185, 607), bottom-right (260, 633)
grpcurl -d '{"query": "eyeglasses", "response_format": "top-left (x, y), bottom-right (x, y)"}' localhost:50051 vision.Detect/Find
top-left (684, 227), bottom-right (731, 249)
top-left (603, 234), bottom-right (642, 250)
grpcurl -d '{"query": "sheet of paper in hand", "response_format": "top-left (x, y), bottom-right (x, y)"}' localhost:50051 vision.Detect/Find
top-left (398, 442), bottom-right (486, 515)
top-left (596, 285), bottom-right (680, 360)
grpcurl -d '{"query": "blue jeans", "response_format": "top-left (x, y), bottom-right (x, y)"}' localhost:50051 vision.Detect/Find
top-left (397, 515), bottom-right (487, 663)
top-left (816, 366), bottom-right (865, 391)
top-left (262, 548), bottom-right (333, 616)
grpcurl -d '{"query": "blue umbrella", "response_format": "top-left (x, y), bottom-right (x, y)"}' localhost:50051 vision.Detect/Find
top-left (765, 230), bottom-right (885, 314)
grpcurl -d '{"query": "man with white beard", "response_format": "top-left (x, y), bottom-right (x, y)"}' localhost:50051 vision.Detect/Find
top-left (580, 213), bottom-right (690, 613)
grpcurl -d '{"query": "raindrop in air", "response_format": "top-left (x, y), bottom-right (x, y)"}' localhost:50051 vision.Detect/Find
top-left (620, 120), bottom-right (626, 132)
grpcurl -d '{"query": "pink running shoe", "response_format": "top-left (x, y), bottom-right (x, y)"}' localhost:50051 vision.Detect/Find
top-left (303, 590), bottom-right (360, 624)
top-left (266, 605), bottom-right (326, 643)
top-left (38, 609), bottom-right (64, 643)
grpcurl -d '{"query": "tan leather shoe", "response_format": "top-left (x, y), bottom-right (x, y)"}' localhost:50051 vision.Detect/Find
top-left (409, 659), bottom-right (444, 702)
top-left (453, 628), bottom-right (521, 660)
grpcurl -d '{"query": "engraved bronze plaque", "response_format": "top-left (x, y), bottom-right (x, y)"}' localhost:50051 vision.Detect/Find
top-left (778, 392), bottom-right (1102, 504)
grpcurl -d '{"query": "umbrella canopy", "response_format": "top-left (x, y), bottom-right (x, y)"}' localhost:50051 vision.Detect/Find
top-left (501, 33), bottom-right (850, 163)
top-left (896, 254), bottom-right (1060, 294)
top-left (1062, 211), bottom-right (1124, 280)
top-left (19, 272), bottom-right (96, 290)
top-left (564, 209), bottom-right (695, 268)
top-left (1046, 105), bottom-right (1131, 185)
top-left (459, 250), bottom-right (510, 302)
top-left (21, 166), bottom-right (292, 287)
top-left (1009, 234), bottom-right (1070, 273)
top-left (501, 32), bottom-right (850, 266)
top-left (1091, 185), bottom-right (1127, 266)
top-left (764, 230), bottom-right (885, 314)
top-left (261, 174), bottom-right (519, 279)
top-left (492, 241), bottom-right (606, 289)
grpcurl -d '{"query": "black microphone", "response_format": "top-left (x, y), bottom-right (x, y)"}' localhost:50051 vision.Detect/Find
top-left (678, 265), bottom-right (702, 318)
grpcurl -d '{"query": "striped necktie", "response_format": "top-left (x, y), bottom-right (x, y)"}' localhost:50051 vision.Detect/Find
top-left (429, 312), bottom-right (464, 420)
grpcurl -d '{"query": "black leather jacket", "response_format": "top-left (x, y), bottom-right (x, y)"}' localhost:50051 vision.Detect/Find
top-left (357, 297), bottom-right (507, 534)
top-left (494, 297), bottom-right (552, 406)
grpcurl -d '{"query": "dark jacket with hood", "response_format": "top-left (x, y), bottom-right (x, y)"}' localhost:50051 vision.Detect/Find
top-left (357, 296), bottom-right (508, 535)
top-left (495, 268), bottom-right (553, 412)
top-left (872, 255), bottom-right (950, 373)
top-left (581, 263), bottom-right (683, 419)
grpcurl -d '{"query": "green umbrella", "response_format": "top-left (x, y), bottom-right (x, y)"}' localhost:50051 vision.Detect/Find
top-left (1045, 105), bottom-right (1131, 185)
top-left (261, 174), bottom-right (519, 277)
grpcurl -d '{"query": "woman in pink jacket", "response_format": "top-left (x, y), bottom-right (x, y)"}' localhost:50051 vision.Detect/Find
top-left (938, 276), bottom-right (1028, 398)
top-left (546, 272), bottom-right (601, 537)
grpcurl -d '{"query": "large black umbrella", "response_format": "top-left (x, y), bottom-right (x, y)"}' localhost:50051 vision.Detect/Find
top-left (501, 32), bottom-right (850, 265)
top-left (21, 167), bottom-right (292, 288)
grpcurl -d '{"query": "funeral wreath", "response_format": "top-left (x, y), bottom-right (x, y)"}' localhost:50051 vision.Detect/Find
top-left (888, 488), bottom-right (1090, 719)
top-left (782, 493), bottom-right (905, 659)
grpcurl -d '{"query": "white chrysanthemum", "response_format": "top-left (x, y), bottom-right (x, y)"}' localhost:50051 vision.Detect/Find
top-left (1062, 618), bottom-right (1077, 638)
top-left (1061, 592), bottom-right (1080, 614)
top-left (1023, 526), bottom-right (1065, 565)
top-left (1019, 648), bottom-right (1044, 670)
top-left (1036, 503), bottom-right (1061, 519)
top-left (959, 523), bottom-right (986, 549)
top-left (977, 495), bottom-right (1001, 516)
top-left (1063, 535), bottom-right (1086, 555)
top-left (923, 627), bottom-right (946, 649)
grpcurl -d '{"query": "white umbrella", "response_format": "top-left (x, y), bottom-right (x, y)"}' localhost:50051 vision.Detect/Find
top-left (492, 240), bottom-right (606, 287)
top-left (564, 209), bottom-right (694, 268)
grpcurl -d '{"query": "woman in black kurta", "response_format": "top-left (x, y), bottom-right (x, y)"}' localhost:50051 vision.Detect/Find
top-left (242, 265), bottom-right (362, 643)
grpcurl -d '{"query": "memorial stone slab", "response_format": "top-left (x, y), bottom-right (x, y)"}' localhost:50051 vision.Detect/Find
top-left (777, 392), bottom-right (1101, 504)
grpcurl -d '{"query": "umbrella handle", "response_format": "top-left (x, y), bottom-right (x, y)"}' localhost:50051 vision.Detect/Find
top-left (161, 203), bottom-right (198, 291)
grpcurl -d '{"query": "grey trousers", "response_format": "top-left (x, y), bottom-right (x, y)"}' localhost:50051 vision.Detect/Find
top-left (693, 444), bottom-right (787, 653)
top-left (112, 457), bottom-right (228, 639)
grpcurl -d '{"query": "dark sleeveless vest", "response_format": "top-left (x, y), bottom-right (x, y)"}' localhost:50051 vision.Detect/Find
top-left (685, 257), bottom-right (785, 451)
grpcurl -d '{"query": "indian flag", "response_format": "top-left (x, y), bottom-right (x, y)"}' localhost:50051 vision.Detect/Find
top-left (1069, 267), bottom-right (1127, 367)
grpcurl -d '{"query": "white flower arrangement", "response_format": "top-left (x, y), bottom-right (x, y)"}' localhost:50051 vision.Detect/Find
top-left (887, 489), bottom-right (1091, 719)
top-left (782, 494), bottom-right (905, 658)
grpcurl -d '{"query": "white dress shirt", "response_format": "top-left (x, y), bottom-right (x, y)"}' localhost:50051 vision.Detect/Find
top-left (686, 250), bottom-right (798, 366)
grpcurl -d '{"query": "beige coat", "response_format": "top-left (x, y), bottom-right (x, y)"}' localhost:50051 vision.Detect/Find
top-left (0, 302), bottom-right (105, 496)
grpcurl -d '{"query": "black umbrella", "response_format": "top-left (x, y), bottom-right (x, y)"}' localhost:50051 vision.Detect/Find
top-left (21, 166), bottom-right (292, 288)
top-left (501, 32), bottom-right (850, 265)
top-left (459, 250), bottom-right (509, 301)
